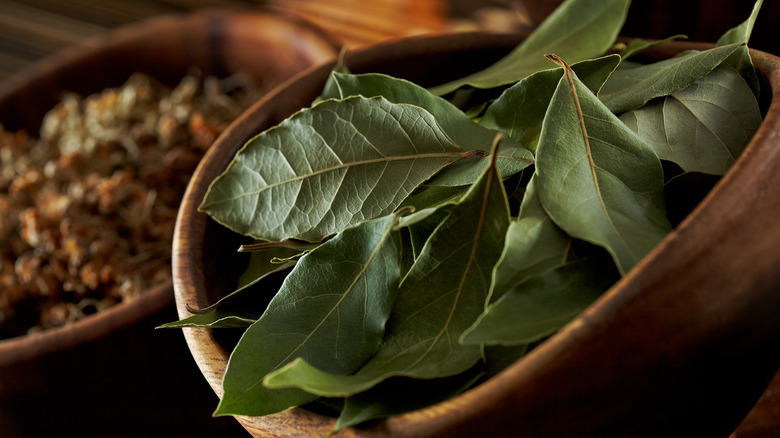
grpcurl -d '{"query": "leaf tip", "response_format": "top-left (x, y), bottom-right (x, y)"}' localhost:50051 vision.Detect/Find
top-left (545, 53), bottom-right (569, 70)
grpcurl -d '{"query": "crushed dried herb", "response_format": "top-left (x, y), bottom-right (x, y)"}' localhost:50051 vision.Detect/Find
top-left (0, 71), bottom-right (260, 338)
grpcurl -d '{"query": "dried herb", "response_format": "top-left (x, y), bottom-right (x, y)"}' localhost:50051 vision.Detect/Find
top-left (0, 72), bottom-right (260, 338)
top-left (164, 0), bottom-right (766, 430)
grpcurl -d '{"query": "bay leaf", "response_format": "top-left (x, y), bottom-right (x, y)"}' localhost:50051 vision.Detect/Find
top-left (460, 256), bottom-right (615, 346)
top-left (480, 54), bottom-right (621, 154)
top-left (717, 0), bottom-right (763, 97)
top-left (200, 96), bottom-right (479, 242)
top-left (214, 214), bottom-right (402, 416)
top-left (263, 142), bottom-right (511, 397)
top-left (322, 72), bottom-right (534, 185)
top-left (429, 0), bottom-right (630, 95)
top-left (619, 64), bottom-right (762, 175)
top-left (399, 184), bottom-right (466, 212)
top-left (489, 176), bottom-right (571, 304)
top-left (158, 248), bottom-right (300, 328)
top-left (405, 205), bottom-right (452, 260)
top-left (613, 35), bottom-right (687, 60)
top-left (599, 43), bottom-right (742, 113)
top-left (156, 312), bottom-right (256, 329)
top-left (398, 227), bottom-right (415, 277)
top-left (536, 55), bottom-right (672, 275)
top-left (333, 368), bottom-right (484, 433)
top-left (234, 249), bottom-right (303, 294)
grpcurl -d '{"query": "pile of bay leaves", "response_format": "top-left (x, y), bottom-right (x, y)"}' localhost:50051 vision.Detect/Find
top-left (163, 0), bottom-right (765, 431)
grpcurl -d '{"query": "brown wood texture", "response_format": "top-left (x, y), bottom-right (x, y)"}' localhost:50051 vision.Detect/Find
top-left (0, 10), bottom-right (337, 436)
top-left (172, 32), bottom-right (780, 437)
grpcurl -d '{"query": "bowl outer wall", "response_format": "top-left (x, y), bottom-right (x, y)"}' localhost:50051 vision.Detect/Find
top-left (173, 32), bottom-right (780, 437)
top-left (0, 9), bottom-right (337, 436)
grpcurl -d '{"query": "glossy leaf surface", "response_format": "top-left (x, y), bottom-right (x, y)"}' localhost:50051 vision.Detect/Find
top-left (215, 215), bottom-right (401, 416)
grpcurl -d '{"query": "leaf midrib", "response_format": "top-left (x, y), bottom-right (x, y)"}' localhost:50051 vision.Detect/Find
top-left (230, 219), bottom-right (395, 406)
top-left (212, 150), bottom-right (477, 206)
top-left (402, 156), bottom-right (496, 373)
top-left (562, 63), bottom-right (637, 264)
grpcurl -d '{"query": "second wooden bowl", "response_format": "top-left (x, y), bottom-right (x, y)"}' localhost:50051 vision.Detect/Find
top-left (0, 9), bottom-right (336, 436)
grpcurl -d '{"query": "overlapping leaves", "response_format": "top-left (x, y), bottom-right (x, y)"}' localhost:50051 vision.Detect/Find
top-left (163, 0), bottom-right (765, 431)
top-left (200, 96), bottom-right (480, 242)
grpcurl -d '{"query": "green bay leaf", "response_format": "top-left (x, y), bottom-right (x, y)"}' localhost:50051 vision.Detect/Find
top-left (263, 143), bottom-right (511, 397)
top-left (480, 54), bottom-right (621, 154)
top-left (429, 0), bottom-right (630, 95)
top-left (323, 72), bottom-right (534, 186)
top-left (333, 368), bottom-right (484, 432)
top-left (599, 43), bottom-right (742, 113)
top-left (461, 256), bottom-right (615, 346)
top-left (214, 215), bottom-right (402, 416)
top-left (489, 177), bottom-right (571, 304)
top-left (157, 312), bottom-right (256, 329)
top-left (613, 35), bottom-right (688, 61)
top-left (536, 56), bottom-right (672, 275)
top-left (158, 247), bottom-right (302, 329)
top-left (200, 96), bottom-right (478, 242)
top-left (717, 0), bottom-right (763, 96)
top-left (619, 64), bottom-right (762, 175)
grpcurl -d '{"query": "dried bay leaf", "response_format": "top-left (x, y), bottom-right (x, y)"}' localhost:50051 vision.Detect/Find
top-left (599, 43), bottom-right (742, 113)
top-left (263, 143), bottom-right (511, 397)
top-left (215, 214), bottom-right (402, 416)
top-left (333, 368), bottom-right (484, 432)
top-left (322, 72), bottom-right (534, 186)
top-left (158, 247), bottom-right (302, 328)
top-left (488, 177), bottom-right (571, 304)
top-left (400, 205), bottom-right (454, 260)
top-left (612, 35), bottom-right (688, 61)
top-left (717, 0), bottom-right (763, 97)
top-left (620, 64), bottom-right (762, 175)
top-left (429, 0), bottom-right (630, 95)
top-left (480, 54), bottom-right (621, 154)
top-left (460, 256), bottom-right (615, 346)
top-left (200, 96), bottom-right (479, 242)
top-left (399, 184), bottom-right (466, 212)
top-left (536, 55), bottom-right (672, 275)
top-left (157, 312), bottom-right (256, 329)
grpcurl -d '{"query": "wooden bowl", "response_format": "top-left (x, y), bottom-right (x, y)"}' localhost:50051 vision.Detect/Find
top-left (0, 10), bottom-right (336, 436)
top-left (173, 32), bottom-right (780, 437)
